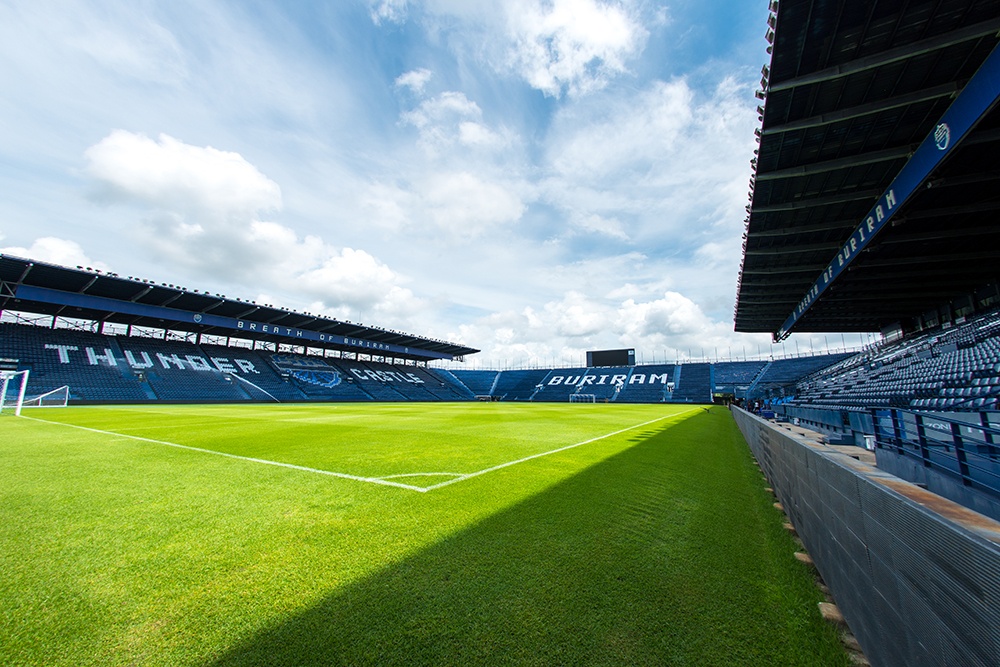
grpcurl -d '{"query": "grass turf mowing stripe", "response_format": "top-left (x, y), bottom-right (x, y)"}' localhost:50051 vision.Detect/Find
top-left (18, 415), bottom-right (430, 492)
top-left (18, 408), bottom-right (697, 493)
top-left (1, 404), bottom-right (850, 666)
top-left (421, 408), bottom-right (702, 491)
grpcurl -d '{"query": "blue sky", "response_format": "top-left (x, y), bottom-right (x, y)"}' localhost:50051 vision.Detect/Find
top-left (0, 0), bottom-right (872, 366)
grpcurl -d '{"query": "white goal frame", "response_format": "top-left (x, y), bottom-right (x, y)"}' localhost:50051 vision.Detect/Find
top-left (570, 393), bottom-right (596, 403)
top-left (0, 369), bottom-right (30, 417)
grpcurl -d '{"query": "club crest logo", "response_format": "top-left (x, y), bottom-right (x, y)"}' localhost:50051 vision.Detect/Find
top-left (193, 313), bottom-right (203, 323)
top-left (934, 123), bottom-right (950, 151)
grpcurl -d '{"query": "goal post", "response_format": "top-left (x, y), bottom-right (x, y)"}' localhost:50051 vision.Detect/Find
top-left (0, 369), bottom-right (30, 417)
top-left (569, 393), bottom-right (596, 403)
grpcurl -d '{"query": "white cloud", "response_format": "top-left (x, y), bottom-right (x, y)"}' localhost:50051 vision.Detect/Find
top-left (537, 76), bottom-right (758, 316)
top-left (547, 79), bottom-right (695, 180)
top-left (0, 237), bottom-right (108, 271)
top-left (363, 171), bottom-right (525, 240)
top-left (0, 2), bottom-right (781, 367)
top-left (424, 172), bottom-right (525, 236)
top-left (544, 291), bottom-right (613, 336)
top-left (368, 84), bottom-right (528, 242)
top-left (458, 122), bottom-right (507, 150)
top-left (297, 248), bottom-right (421, 315)
top-left (82, 131), bottom-right (418, 325)
top-left (368, 0), bottom-right (409, 25)
top-left (395, 68), bottom-right (433, 94)
top-left (437, 283), bottom-right (786, 369)
top-left (400, 91), bottom-right (484, 152)
top-left (571, 212), bottom-right (630, 240)
top-left (70, 12), bottom-right (187, 86)
top-left (505, 0), bottom-right (647, 97)
top-left (360, 182), bottom-right (415, 230)
top-left (619, 291), bottom-right (712, 339)
top-left (85, 130), bottom-right (282, 219)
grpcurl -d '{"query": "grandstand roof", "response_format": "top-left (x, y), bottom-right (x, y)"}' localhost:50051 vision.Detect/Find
top-left (735, 0), bottom-right (1000, 340)
top-left (0, 254), bottom-right (478, 362)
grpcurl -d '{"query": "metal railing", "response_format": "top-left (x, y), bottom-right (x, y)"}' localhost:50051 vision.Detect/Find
top-left (873, 409), bottom-right (1000, 498)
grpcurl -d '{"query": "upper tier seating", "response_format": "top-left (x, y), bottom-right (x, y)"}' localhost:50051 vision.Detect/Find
top-left (788, 310), bottom-right (1000, 411)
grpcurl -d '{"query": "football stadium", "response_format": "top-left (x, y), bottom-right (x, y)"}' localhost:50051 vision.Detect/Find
top-left (2, 1), bottom-right (1000, 666)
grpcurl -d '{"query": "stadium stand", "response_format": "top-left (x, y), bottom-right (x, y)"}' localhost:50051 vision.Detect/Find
top-left (445, 369), bottom-right (497, 398)
top-left (1, 319), bottom-right (911, 409)
top-left (199, 345), bottom-right (306, 401)
top-left (0, 323), bottom-right (150, 402)
top-left (116, 337), bottom-right (251, 402)
top-left (615, 365), bottom-right (674, 403)
top-left (399, 364), bottom-right (474, 401)
top-left (267, 353), bottom-right (374, 401)
top-left (0, 322), bottom-right (499, 405)
top-left (749, 353), bottom-right (854, 399)
top-left (712, 360), bottom-right (766, 396)
top-left (784, 309), bottom-right (1000, 412)
top-left (736, 2), bottom-right (1000, 664)
top-left (670, 363), bottom-right (712, 403)
top-left (488, 369), bottom-right (552, 401)
top-left (531, 368), bottom-right (594, 402)
top-left (23, 316), bottom-right (1000, 413)
top-left (577, 367), bottom-right (631, 401)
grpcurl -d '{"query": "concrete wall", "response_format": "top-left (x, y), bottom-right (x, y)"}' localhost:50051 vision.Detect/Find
top-left (732, 407), bottom-right (1000, 667)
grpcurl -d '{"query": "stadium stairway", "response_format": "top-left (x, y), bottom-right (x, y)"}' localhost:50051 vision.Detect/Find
top-left (670, 363), bottom-right (713, 403)
top-left (448, 369), bottom-right (499, 398)
top-left (427, 368), bottom-right (478, 400)
top-left (490, 369), bottom-right (551, 401)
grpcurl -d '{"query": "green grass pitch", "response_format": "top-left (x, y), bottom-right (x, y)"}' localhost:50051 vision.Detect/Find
top-left (0, 403), bottom-right (849, 666)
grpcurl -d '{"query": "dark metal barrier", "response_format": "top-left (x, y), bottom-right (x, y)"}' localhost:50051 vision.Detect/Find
top-left (732, 407), bottom-right (1000, 667)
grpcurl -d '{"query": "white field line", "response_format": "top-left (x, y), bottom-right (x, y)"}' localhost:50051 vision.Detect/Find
top-left (421, 407), bottom-right (702, 491)
top-left (21, 407), bottom-right (702, 493)
top-left (378, 472), bottom-right (464, 479)
top-left (18, 416), bottom-right (429, 493)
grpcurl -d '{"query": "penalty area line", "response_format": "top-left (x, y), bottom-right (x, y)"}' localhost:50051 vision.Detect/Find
top-left (423, 407), bottom-right (703, 492)
top-left (18, 416), bottom-right (429, 493)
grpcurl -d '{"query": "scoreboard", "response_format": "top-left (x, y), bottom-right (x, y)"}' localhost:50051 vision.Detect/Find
top-left (586, 349), bottom-right (635, 367)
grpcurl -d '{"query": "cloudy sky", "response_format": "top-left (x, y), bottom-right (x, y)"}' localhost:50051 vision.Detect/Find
top-left (0, 0), bottom-right (871, 367)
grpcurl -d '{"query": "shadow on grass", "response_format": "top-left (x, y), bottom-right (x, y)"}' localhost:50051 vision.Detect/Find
top-left (209, 408), bottom-right (846, 666)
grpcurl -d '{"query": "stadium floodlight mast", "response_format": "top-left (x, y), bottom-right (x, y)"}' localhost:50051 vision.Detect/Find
top-left (0, 369), bottom-right (30, 417)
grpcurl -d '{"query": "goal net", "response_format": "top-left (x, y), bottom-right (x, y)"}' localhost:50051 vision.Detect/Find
top-left (570, 393), bottom-right (596, 403)
top-left (21, 385), bottom-right (70, 408)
